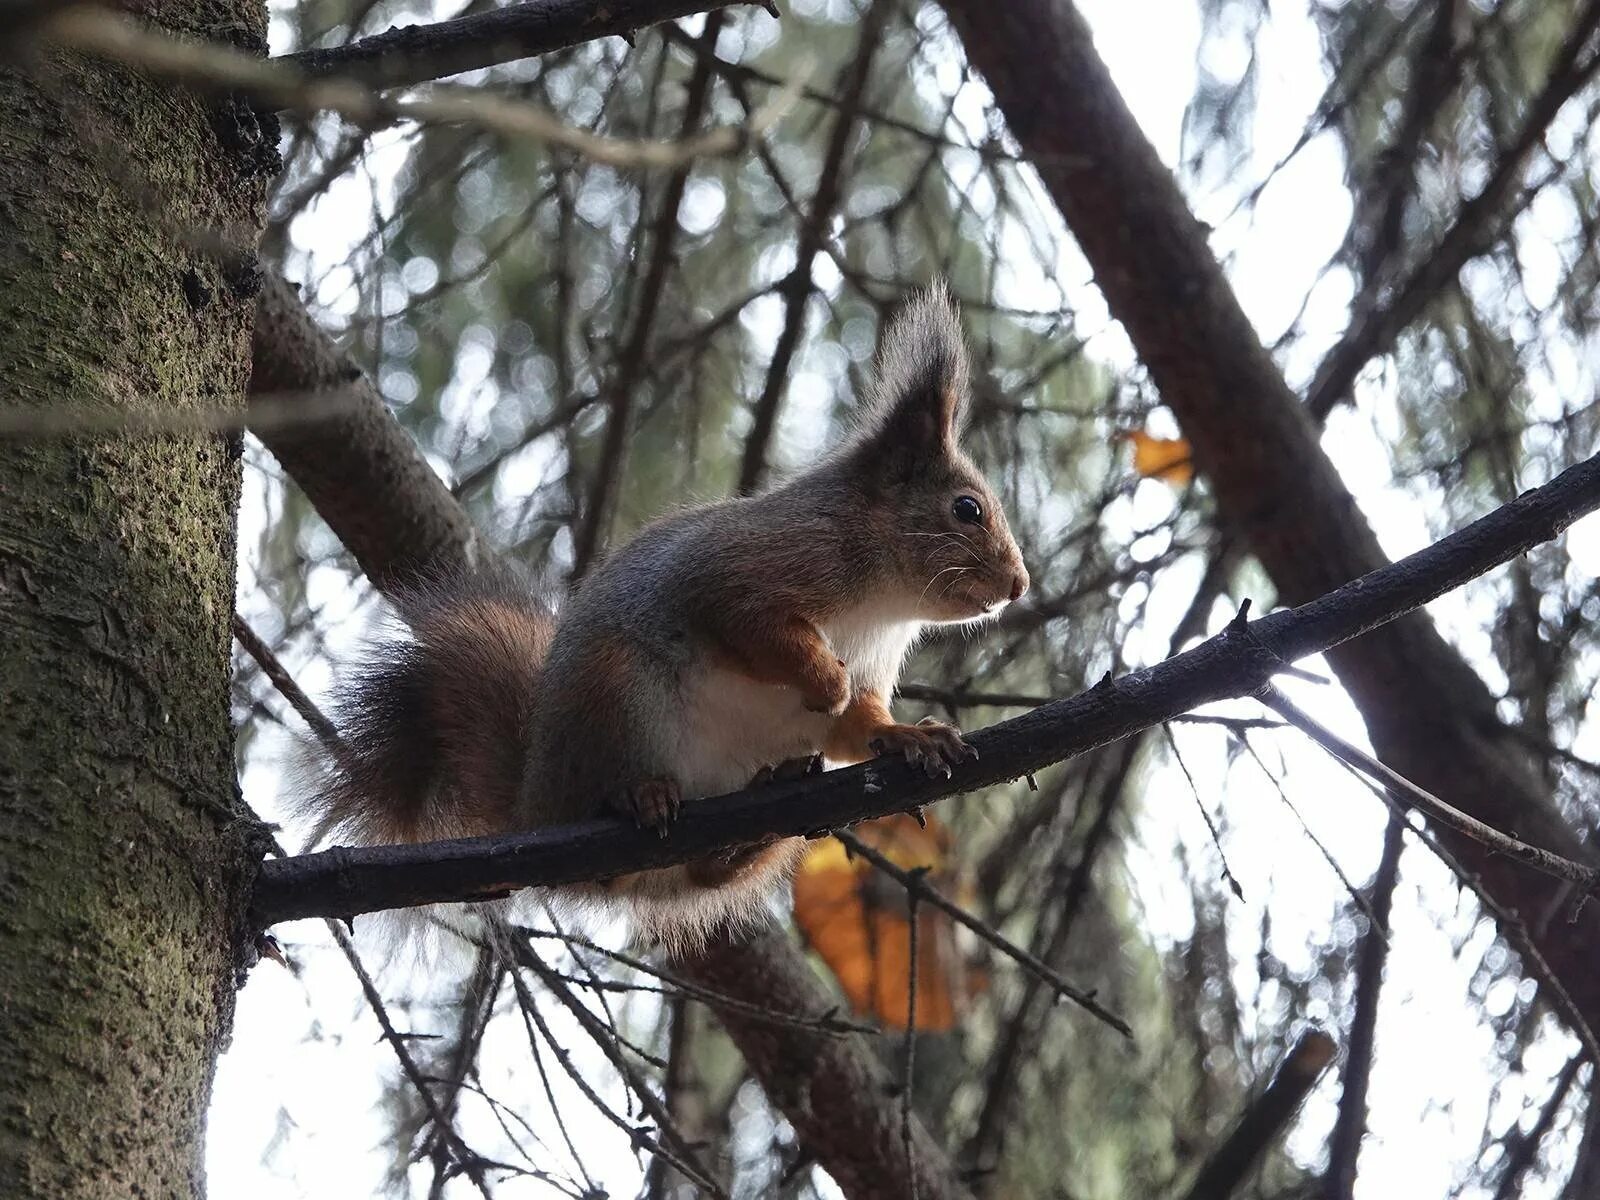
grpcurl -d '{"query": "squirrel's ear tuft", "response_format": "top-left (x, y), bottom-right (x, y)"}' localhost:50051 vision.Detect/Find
top-left (858, 281), bottom-right (970, 455)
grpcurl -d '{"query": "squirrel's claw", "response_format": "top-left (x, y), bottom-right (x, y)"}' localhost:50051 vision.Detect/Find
top-left (750, 753), bottom-right (826, 787)
top-left (918, 716), bottom-right (979, 763)
top-left (618, 778), bottom-right (682, 837)
top-left (868, 720), bottom-right (975, 778)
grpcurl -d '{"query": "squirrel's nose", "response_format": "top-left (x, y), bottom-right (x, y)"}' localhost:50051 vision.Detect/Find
top-left (1009, 570), bottom-right (1029, 602)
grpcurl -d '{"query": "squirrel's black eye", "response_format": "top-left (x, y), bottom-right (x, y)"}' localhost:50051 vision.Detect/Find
top-left (952, 495), bottom-right (983, 524)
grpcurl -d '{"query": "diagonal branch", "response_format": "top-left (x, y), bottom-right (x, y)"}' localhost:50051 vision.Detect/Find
top-left (683, 927), bottom-right (976, 1200)
top-left (1177, 1031), bottom-right (1338, 1200)
top-left (277, 0), bottom-right (769, 92)
top-left (834, 828), bottom-right (1130, 1036)
top-left (935, 0), bottom-right (1600, 1032)
top-left (249, 448), bottom-right (1600, 925)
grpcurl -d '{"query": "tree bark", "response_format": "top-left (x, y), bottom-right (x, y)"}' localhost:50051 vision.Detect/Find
top-left (0, 12), bottom-right (270, 1197)
top-left (936, 0), bottom-right (1600, 1026)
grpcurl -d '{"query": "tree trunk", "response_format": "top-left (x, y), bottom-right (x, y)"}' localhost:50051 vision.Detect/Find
top-left (0, 10), bottom-right (270, 1196)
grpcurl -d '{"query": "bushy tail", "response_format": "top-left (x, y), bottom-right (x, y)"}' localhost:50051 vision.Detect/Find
top-left (299, 570), bottom-right (554, 851)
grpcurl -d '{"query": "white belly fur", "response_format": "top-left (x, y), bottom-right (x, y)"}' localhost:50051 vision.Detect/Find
top-left (670, 604), bottom-right (924, 797)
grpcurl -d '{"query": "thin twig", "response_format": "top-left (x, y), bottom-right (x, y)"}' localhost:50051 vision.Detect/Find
top-left (1162, 723), bottom-right (1245, 902)
top-left (326, 921), bottom-right (494, 1197)
top-left (1259, 685), bottom-right (1600, 895)
top-left (1280, 725), bottom-right (1600, 1067)
top-left (232, 613), bottom-right (342, 751)
top-left (735, 0), bottom-right (890, 494)
top-left (571, 12), bottom-right (727, 575)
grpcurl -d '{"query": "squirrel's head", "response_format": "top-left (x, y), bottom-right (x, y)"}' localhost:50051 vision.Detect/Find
top-left (844, 282), bottom-right (1029, 625)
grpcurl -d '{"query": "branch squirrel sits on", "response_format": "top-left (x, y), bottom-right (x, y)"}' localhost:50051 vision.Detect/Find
top-left (301, 282), bottom-right (1029, 955)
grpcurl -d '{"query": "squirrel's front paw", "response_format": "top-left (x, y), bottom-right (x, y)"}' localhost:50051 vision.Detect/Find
top-left (801, 658), bottom-right (851, 715)
top-left (868, 718), bottom-right (978, 779)
top-left (612, 777), bottom-right (682, 838)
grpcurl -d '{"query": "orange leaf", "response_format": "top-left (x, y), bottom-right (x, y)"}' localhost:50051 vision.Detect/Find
top-left (793, 814), bottom-right (978, 1031)
top-left (1126, 430), bottom-right (1194, 486)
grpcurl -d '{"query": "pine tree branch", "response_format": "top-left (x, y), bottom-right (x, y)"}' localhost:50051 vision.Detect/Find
top-left (248, 449), bottom-right (1600, 926)
top-left (1178, 1031), bottom-right (1338, 1200)
top-left (277, 0), bottom-right (769, 93)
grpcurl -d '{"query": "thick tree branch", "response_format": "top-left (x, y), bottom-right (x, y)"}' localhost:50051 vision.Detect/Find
top-left (936, 0), bottom-right (1600, 1029)
top-left (1178, 1031), bottom-right (1338, 1200)
top-left (277, 0), bottom-right (767, 92)
top-left (249, 448), bottom-right (1600, 925)
top-left (682, 928), bottom-right (976, 1200)
top-left (251, 273), bottom-right (485, 589)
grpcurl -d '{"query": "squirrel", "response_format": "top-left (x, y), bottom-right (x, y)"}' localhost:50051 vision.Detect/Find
top-left (302, 282), bottom-right (1029, 954)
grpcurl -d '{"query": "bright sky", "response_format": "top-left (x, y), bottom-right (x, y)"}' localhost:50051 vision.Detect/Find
top-left (211, 1), bottom-right (1598, 1196)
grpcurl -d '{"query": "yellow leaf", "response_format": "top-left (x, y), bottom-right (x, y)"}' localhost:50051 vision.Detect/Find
top-left (1126, 430), bottom-right (1194, 486)
top-left (793, 814), bottom-right (978, 1031)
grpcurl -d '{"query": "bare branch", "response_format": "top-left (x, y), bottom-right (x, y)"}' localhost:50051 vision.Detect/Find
top-left (1306, 0), bottom-right (1600, 419)
top-left (735, 0), bottom-right (890, 494)
top-left (1259, 686), bottom-right (1600, 894)
top-left (572, 13), bottom-right (727, 574)
top-left (1323, 812), bottom-right (1404, 1200)
top-left (683, 928), bottom-right (978, 1200)
top-left (278, 0), bottom-right (769, 92)
top-left (231, 613), bottom-right (341, 751)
